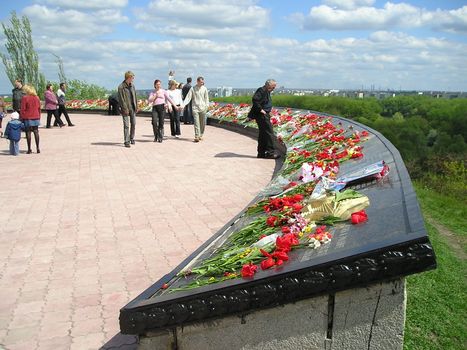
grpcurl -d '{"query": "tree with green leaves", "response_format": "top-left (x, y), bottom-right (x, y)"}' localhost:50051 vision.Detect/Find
top-left (1, 11), bottom-right (46, 93)
top-left (65, 79), bottom-right (107, 100)
top-left (51, 53), bottom-right (67, 84)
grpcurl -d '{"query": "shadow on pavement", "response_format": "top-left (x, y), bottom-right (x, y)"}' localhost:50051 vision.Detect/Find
top-left (215, 152), bottom-right (257, 159)
top-left (100, 333), bottom-right (138, 350)
top-left (91, 142), bottom-right (125, 146)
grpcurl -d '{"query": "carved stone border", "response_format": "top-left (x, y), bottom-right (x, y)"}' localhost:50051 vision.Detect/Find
top-left (120, 239), bottom-right (435, 334)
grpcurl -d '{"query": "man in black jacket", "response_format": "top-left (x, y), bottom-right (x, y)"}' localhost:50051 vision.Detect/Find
top-left (108, 93), bottom-right (120, 115)
top-left (12, 79), bottom-right (25, 113)
top-left (247, 79), bottom-right (279, 159)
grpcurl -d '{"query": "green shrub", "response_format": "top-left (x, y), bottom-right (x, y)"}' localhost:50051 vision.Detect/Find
top-left (215, 94), bottom-right (467, 199)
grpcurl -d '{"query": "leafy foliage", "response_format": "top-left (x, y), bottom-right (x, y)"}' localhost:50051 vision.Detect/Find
top-left (65, 79), bottom-right (108, 100)
top-left (0, 11), bottom-right (46, 93)
top-left (216, 94), bottom-right (467, 199)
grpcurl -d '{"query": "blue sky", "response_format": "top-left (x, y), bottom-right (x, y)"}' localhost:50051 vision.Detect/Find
top-left (0, 0), bottom-right (466, 93)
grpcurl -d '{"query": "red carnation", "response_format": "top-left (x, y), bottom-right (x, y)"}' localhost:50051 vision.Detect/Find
top-left (266, 216), bottom-right (278, 227)
top-left (241, 262), bottom-right (258, 278)
top-left (260, 257), bottom-right (275, 270)
top-left (351, 210), bottom-right (368, 224)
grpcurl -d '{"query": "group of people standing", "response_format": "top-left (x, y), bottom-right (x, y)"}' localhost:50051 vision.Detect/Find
top-left (2, 79), bottom-right (75, 155)
top-left (115, 71), bottom-right (279, 158)
top-left (117, 71), bottom-right (209, 148)
top-left (6, 79), bottom-right (42, 155)
top-left (3, 74), bottom-right (280, 160)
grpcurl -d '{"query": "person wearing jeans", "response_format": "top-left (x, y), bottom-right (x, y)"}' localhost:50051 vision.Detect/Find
top-left (182, 76), bottom-right (209, 142)
top-left (117, 71), bottom-right (137, 147)
top-left (4, 112), bottom-right (23, 156)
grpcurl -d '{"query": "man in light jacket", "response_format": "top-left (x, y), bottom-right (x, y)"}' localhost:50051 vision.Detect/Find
top-left (182, 76), bottom-right (209, 142)
top-left (117, 71), bottom-right (137, 148)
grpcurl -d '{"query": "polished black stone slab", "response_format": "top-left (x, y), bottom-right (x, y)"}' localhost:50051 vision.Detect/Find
top-left (119, 111), bottom-right (436, 335)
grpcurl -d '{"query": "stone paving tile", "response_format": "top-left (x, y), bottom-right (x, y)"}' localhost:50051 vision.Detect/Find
top-left (0, 112), bottom-right (274, 349)
top-left (37, 336), bottom-right (72, 350)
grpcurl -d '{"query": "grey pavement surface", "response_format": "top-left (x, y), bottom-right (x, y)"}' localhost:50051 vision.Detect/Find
top-left (0, 112), bottom-right (274, 350)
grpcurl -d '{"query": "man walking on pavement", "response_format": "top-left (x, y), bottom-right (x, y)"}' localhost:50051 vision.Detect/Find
top-left (117, 71), bottom-right (137, 148)
top-left (182, 76), bottom-right (209, 142)
top-left (57, 82), bottom-right (75, 127)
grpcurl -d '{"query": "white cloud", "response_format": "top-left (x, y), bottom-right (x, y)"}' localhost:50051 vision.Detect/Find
top-left (134, 0), bottom-right (269, 38)
top-left (1, 2), bottom-right (466, 93)
top-left (431, 6), bottom-right (467, 34)
top-left (323, 0), bottom-right (375, 10)
top-left (41, 0), bottom-right (128, 9)
top-left (255, 31), bottom-right (467, 90)
top-left (23, 4), bottom-right (129, 37)
top-left (293, 2), bottom-right (467, 34)
top-left (29, 29), bottom-right (467, 92)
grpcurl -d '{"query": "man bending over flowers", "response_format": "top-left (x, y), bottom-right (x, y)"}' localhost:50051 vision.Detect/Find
top-left (248, 79), bottom-right (280, 159)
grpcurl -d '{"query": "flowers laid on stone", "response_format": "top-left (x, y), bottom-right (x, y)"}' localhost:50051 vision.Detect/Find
top-left (65, 98), bottom-right (152, 111)
top-left (208, 103), bottom-right (255, 126)
top-left (163, 104), bottom-right (390, 291)
top-left (67, 99), bottom-right (110, 109)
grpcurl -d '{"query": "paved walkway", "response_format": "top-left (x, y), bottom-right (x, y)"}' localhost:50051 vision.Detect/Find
top-left (0, 113), bottom-right (275, 350)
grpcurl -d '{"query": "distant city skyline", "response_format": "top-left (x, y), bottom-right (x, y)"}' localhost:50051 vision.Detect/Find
top-left (1, 0), bottom-right (466, 94)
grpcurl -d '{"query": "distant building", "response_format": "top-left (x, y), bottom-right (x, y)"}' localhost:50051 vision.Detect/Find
top-left (215, 86), bottom-right (233, 97)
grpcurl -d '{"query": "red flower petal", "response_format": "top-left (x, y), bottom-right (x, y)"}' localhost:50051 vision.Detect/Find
top-left (261, 257), bottom-right (275, 270)
top-left (241, 263), bottom-right (258, 278)
top-left (272, 250), bottom-right (289, 261)
top-left (260, 249), bottom-right (271, 257)
top-left (351, 210), bottom-right (368, 224)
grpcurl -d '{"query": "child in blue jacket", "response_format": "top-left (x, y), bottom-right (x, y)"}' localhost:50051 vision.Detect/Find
top-left (4, 112), bottom-right (24, 156)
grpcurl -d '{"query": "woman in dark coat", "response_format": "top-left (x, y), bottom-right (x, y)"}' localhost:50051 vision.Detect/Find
top-left (181, 78), bottom-right (194, 124)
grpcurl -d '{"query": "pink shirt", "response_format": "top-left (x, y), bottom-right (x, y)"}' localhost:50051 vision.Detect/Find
top-left (148, 88), bottom-right (176, 106)
top-left (44, 90), bottom-right (58, 110)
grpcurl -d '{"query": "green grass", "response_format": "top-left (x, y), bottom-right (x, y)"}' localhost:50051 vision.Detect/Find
top-left (413, 181), bottom-right (467, 236)
top-left (404, 184), bottom-right (467, 350)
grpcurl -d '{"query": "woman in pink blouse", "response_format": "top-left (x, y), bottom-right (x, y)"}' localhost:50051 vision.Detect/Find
top-left (148, 79), bottom-right (178, 143)
top-left (44, 83), bottom-right (65, 128)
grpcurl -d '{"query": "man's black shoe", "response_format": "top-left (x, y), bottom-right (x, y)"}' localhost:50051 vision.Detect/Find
top-left (258, 152), bottom-right (280, 159)
top-left (264, 152), bottom-right (280, 159)
top-left (124, 143), bottom-right (131, 148)
top-left (130, 140), bottom-right (135, 144)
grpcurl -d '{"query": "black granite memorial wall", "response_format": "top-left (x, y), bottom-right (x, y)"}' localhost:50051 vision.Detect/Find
top-left (119, 108), bottom-right (436, 335)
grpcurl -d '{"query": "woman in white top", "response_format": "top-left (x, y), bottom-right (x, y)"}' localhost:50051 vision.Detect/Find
top-left (167, 80), bottom-right (183, 138)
